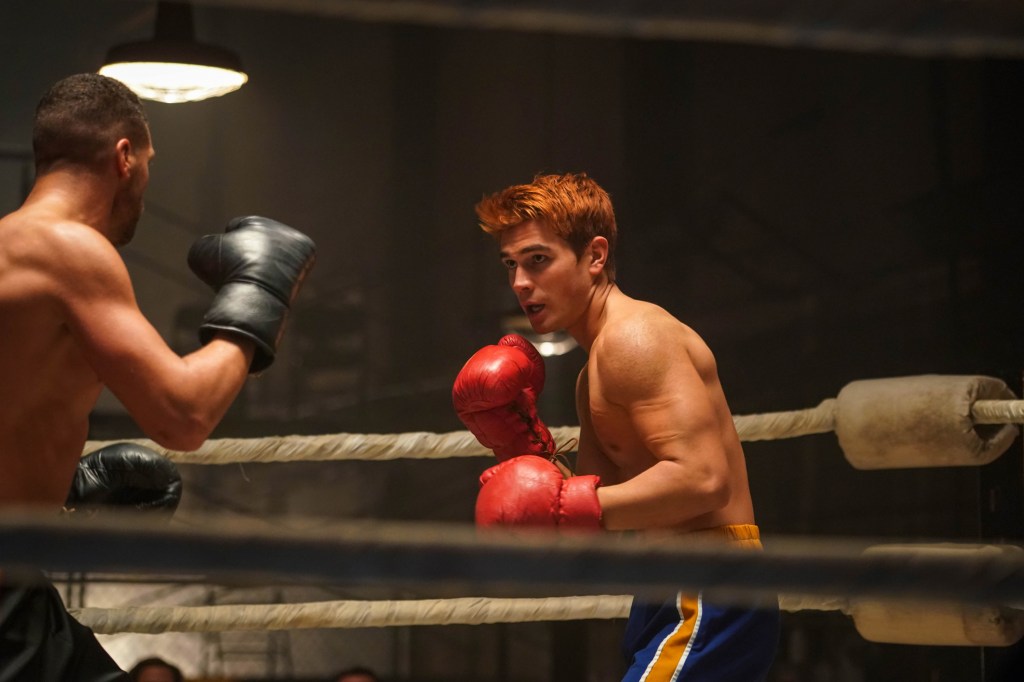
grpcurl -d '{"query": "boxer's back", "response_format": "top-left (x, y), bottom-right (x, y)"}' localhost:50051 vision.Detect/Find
top-left (0, 209), bottom-right (101, 508)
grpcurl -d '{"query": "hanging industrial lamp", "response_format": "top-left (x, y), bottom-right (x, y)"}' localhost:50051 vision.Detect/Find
top-left (99, 1), bottom-right (248, 103)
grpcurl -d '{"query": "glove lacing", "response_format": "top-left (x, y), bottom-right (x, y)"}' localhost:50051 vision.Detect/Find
top-left (550, 438), bottom-right (579, 478)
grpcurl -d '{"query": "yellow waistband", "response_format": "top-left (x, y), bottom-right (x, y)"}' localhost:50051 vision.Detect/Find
top-left (687, 524), bottom-right (763, 549)
top-left (636, 524), bottom-right (763, 549)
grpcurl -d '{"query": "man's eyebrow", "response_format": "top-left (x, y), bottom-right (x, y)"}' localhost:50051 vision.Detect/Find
top-left (499, 244), bottom-right (552, 258)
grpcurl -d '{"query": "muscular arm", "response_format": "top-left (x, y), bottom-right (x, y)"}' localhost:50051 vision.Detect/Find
top-left (53, 224), bottom-right (252, 450)
top-left (590, 321), bottom-right (732, 531)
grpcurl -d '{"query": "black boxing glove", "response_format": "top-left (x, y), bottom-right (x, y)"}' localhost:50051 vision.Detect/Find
top-left (188, 215), bottom-right (316, 373)
top-left (65, 443), bottom-right (182, 517)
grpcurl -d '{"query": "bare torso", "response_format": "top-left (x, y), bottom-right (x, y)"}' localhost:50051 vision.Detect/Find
top-left (575, 290), bottom-right (754, 533)
top-left (0, 209), bottom-right (103, 508)
top-left (0, 155), bottom-right (256, 512)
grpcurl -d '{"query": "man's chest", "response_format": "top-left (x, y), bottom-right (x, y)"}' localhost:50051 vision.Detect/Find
top-left (579, 369), bottom-right (646, 471)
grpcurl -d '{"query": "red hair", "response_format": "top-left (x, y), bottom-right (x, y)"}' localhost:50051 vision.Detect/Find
top-left (475, 172), bottom-right (617, 281)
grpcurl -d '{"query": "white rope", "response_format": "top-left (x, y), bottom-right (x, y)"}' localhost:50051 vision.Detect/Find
top-left (73, 595), bottom-right (632, 634)
top-left (82, 427), bottom-right (578, 464)
top-left (733, 399), bottom-right (838, 441)
top-left (972, 400), bottom-right (1024, 425)
top-left (72, 593), bottom-right (841, 634)
top-left (82, 398), bottom-right (1024, 465)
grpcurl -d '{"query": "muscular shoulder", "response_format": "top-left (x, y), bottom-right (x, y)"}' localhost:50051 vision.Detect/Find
top-left (591, 302), bottom-right (702, 403)
top-left (0, 213), bottom-right (129, 303)
top-left (3, 213), bottom-right (115, 267)
top-left (48, 220), bottom-right (120, 268)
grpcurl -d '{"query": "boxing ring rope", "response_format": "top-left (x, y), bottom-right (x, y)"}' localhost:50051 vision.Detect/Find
top-left (72, 595), bottom-right (638, 634)
top-left (57, 375), bottom-right (1024, 645)
top-left (3, 512), bottom-right (1023, 645)
top-left (82, 375), bottom-right (1024, 468)
top-left (5, 515), bottom-right (1023, 605)
top-left (72, 592), bottom-right (869, 635)
top-left (79, 398), bottom-right (1021, 463)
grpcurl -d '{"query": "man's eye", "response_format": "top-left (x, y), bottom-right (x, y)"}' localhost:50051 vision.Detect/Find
top-left (531, 254), bottom-right (547, 264)
top-left (503, 260), bottom-right (517, 270)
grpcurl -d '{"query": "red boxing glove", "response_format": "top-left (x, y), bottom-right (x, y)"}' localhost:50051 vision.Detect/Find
top-left (475, 455), bottom-right (602, 530)
top-left (452, 334), bottom-right (557, 461)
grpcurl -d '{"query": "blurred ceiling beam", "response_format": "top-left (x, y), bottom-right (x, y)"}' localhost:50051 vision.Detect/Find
top-left (179, 0), bottom-right (1024, 58)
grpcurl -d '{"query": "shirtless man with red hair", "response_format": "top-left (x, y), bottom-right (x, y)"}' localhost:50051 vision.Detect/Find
top-left (454, 172), bottom-right (779, 681)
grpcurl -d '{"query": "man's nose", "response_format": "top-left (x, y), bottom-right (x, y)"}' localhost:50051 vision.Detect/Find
top-left (511, 268), bottom-right (532, 292)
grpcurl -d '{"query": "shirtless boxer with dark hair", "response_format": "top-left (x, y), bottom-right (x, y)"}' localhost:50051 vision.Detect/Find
top-left (454, 172), bottom-right (779, 681)
top-left (0, 73), bottom-right (316, 681)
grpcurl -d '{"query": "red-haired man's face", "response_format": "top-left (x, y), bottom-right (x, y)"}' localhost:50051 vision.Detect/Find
top-left (499, 220), bottom-right (596, 336)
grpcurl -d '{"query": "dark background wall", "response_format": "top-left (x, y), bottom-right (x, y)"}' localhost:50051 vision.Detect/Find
top-left (2, 1), bottom-right (1022, 680)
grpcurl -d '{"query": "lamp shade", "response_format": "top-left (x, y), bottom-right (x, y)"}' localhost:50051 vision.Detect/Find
top-left (99, 2), bottom-right (247, 103)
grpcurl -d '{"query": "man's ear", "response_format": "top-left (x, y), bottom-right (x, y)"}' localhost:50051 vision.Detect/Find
top-left (114, 138), bottom-right (133, 178)
top-left (587, 236), bottom-right (609, 275)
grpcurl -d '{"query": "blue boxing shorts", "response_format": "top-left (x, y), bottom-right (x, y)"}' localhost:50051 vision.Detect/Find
top-left (621, 525), bottom-right (780, 682)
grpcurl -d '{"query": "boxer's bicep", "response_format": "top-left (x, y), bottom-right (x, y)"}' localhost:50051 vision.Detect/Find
top-left (48, 227), bottom-right (233, 447)
top-left (599, 323), bottom-right (726, 473)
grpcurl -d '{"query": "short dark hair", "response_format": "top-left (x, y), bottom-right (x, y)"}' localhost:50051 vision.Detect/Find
top-left (33, 72), bottom-right (149, 173)
top-left (128, 656), bottom-right (184, 682)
